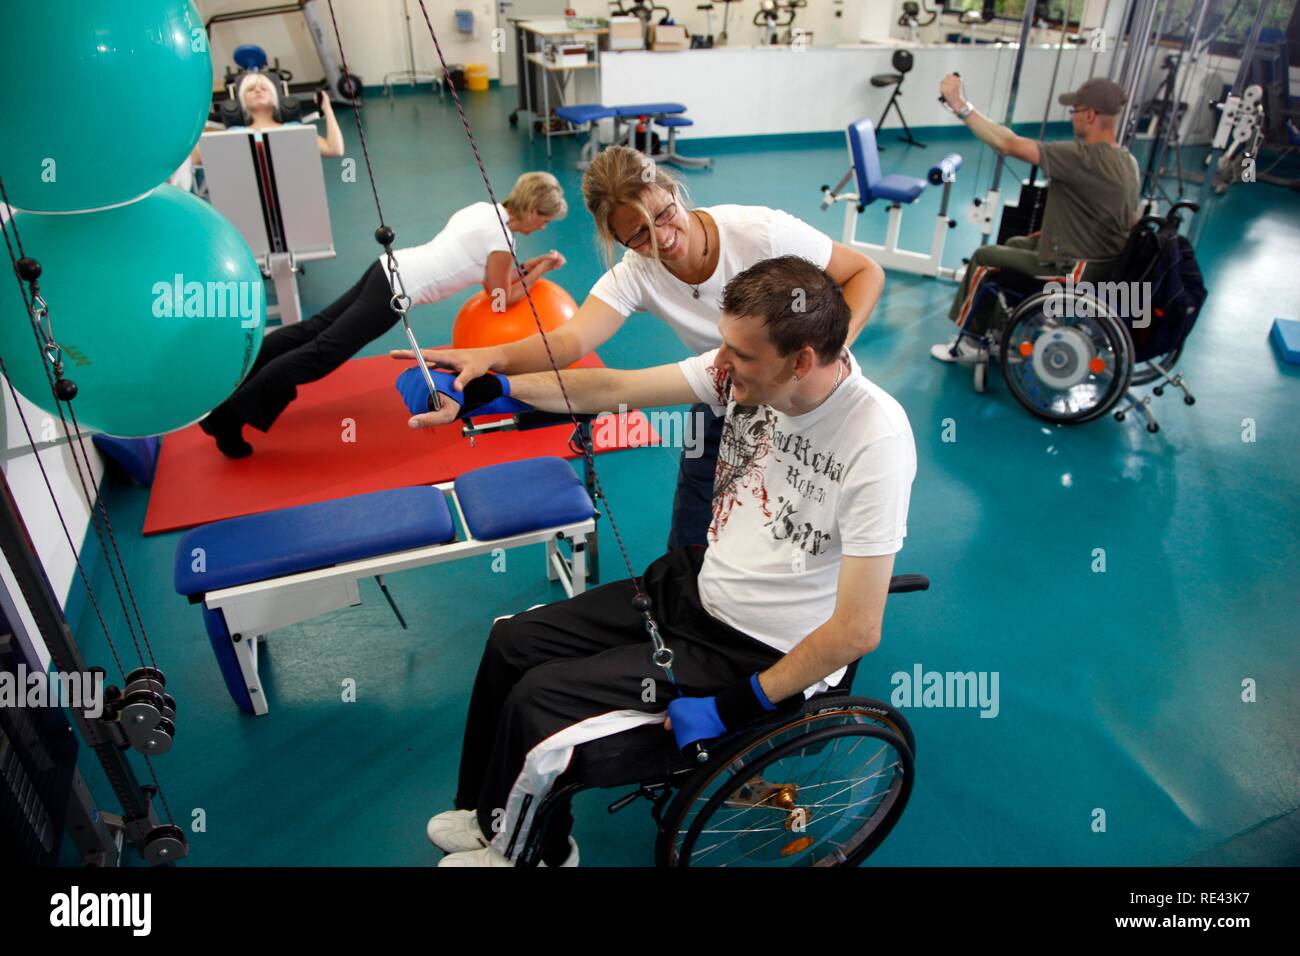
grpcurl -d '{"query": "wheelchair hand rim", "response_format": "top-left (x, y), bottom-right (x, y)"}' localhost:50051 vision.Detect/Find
top-left (1000, 291), bottom-right (1135, 424)
top-left (661, 713), bottom-right (913, 867)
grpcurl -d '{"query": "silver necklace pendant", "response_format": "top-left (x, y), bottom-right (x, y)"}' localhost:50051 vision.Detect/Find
top-left (692, 287), bottom-right (701, 299)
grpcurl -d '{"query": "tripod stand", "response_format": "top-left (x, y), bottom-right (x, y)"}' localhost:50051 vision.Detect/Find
top-left (383, 0), bottom-right (443, 98)
top-left (872, 50), bottom-right (925, 149)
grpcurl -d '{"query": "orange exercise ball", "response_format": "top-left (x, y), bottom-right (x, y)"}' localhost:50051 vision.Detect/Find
top-left (452, 279), bottom-right (578, 350)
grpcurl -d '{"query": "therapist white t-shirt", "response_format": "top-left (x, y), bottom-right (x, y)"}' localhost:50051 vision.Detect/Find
top-left (378, 201), bottom-right (516, 306)
top-left (678, 348), bottom-right (917, 694)
top-left (590, 205), bottom-right (834, 354)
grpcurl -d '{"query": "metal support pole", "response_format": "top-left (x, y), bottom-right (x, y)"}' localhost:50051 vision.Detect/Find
top-left (1117, 0), bottom-right (1172, 145)
top-left (979, 0), bottom-right (1039, 245)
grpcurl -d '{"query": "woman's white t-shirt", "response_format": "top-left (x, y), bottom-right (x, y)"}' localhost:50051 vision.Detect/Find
top-left (378, 201), bottom-right (516, 306)
top-left (590, 205), bottom-right (834, 354)
top-left (678, 349), bottom-right (917, 693)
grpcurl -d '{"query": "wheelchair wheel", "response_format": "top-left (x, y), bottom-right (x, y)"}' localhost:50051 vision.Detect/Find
top-left (999, 290), bottom-right (1134, 424)
top-left (656, 697), bottom-right (914, 867)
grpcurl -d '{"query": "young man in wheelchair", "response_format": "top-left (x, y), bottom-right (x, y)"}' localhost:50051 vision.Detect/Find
top-left (396, 255), bottom-right (916, 867)
top-left (930, 76), bottom-right (1141, 364)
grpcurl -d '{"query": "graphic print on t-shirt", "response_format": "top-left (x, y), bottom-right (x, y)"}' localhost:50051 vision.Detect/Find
top-left (711, 404), bottom-right (776, 538)
top-left (764, 421), bottom-right (847, 558)
top-left (707, 366), bottom-right (850, 559)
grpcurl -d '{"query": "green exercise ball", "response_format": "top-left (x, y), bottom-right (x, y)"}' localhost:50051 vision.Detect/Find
top-left (0, 187), bottom-right (265, 437)
top-left (0, 0), bottom-right (212, 212)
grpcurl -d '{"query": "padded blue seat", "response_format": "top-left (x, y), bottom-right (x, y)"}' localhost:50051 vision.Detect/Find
top-left (173, 486), bottom-right (455, 596)
top-left (655, 116), bottom-right (693, 128)
top-left (872, 174), bottom-right (928, 204)
top-left (455, 456), bottom-right (595, 541)
top-left (613, 102), bottom-right (686, 117)
top-left (847, 116), bottom-right (929, 206)
top-left (555, 103), bottom-right (617, 124)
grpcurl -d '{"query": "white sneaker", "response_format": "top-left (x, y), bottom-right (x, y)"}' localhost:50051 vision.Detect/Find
top-left (426, 809), bottom-right (488, 854)
top-left (436, 836), bottom-right (581, 868)
top-left (930, 335), bottom-right (986, 365)
top-left (438, 844), bottom-right (513, 867)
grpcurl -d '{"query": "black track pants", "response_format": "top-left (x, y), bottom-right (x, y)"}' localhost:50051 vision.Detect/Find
top-left (454, 546), bottom-right (784, 863)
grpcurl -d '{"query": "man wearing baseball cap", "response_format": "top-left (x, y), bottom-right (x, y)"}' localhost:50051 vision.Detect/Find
top-left (930, 75), bottom-right (1141, 364)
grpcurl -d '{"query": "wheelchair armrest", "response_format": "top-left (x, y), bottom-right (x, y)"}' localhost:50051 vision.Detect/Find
top-left (887, 574), bottom-right (929, 594)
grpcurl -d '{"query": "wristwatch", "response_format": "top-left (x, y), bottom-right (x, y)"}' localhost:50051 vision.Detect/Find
top-left (956, 101), bottom-right (976, 121)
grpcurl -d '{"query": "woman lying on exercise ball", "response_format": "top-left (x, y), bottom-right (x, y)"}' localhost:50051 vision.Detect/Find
top-left (200, 171), bottom-right (567, 458)
top-left (397, 146), bottom-right (885, 548)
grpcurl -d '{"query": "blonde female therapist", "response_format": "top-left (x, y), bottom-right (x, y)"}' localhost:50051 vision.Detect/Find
top-left (400, 146), bottom-right (885, 548)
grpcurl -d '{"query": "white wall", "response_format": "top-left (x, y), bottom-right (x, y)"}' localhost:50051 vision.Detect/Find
top-left (601, 42), bottom-right (1113, 139)
top-left (2, 387), bottom-right (105, 614)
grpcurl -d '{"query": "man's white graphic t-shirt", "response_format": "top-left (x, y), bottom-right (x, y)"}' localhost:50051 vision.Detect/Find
top-left (678, 349), bottom-right (917, 692)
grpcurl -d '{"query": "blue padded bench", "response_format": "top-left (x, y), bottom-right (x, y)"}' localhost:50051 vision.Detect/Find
top-left (611, 103), bottom-right (711, 170)
top-left (174, 456), bottom-right (597, 715)
top-left (555, 103), bottom-right (619, 169)
top-left (555, 101), bottom-right (711, 170)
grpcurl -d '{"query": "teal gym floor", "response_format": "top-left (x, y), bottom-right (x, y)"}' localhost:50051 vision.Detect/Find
top-left (68, 87), bottom-right (1299, 866)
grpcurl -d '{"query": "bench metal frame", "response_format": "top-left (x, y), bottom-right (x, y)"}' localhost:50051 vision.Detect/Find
top-left (199, 478), bottom-right (596, 716)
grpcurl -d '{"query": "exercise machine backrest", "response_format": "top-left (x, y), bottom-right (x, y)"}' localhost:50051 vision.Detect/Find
top-left (200, 125), bottom-right (334, 264)
top-left (211, 69), bottom-right (315, 129)
top-left (848, 118), bottom-right (886, 205)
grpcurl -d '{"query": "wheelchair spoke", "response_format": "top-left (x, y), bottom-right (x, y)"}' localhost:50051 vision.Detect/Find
top-left (678, 729), bottom-right (906, 866)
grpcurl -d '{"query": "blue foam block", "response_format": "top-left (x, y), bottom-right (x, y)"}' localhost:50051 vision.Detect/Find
top-left (92, 435), bottom-right (161, 486)
top-left (1270, 318), bottom-right (1300, 365)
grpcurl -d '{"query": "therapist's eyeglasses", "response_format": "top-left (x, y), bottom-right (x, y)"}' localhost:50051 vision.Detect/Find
top-left (620, 201), bottom-right (678, 250)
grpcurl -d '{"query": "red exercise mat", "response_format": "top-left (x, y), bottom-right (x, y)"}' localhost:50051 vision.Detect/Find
top-left (141, 352), bottom-right (657, 535)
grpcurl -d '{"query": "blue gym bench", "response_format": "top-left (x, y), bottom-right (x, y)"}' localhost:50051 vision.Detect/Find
top-left (820, 117), bottom-right (963, 280)
top-left (555, 101), bottom-right (712, 170)
top-left (174, 454), bottom-right (597, 715)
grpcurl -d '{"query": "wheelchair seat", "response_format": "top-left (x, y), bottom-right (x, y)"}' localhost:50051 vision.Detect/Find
top-left (561, 678), bottom-right (857, 791)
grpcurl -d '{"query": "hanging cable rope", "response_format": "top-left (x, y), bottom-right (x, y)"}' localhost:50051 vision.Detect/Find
top-left (322, 0), bottom-right (681, 688)
top-left (1, 181), bottom-right (175, 826)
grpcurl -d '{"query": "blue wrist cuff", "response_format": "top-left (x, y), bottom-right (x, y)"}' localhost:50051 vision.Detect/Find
top-left (395, 366), bottom-right (531, 419)
top-left (750, 672), bottom-right (776, 712)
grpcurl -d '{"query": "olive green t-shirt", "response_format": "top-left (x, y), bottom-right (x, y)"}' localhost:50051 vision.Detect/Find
top-left (1034, 140), bottom-right (1140, 265)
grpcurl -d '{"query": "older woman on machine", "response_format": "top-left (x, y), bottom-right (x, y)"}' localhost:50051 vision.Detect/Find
top-left (188, 71), bottom-right (346, 169)
top-left (397, 145), bottom-right (887, 549)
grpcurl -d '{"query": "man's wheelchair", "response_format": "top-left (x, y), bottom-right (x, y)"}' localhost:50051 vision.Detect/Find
top-left (948, 202), bottom-right (1205, 433)
top-left (515, 574), bottom-right (927, 868)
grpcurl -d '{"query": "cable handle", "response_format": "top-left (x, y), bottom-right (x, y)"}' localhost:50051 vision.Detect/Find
top-left (374, 225), bottom-right (440, 412)
top-left (938, 70), bottom-right (961, 108)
